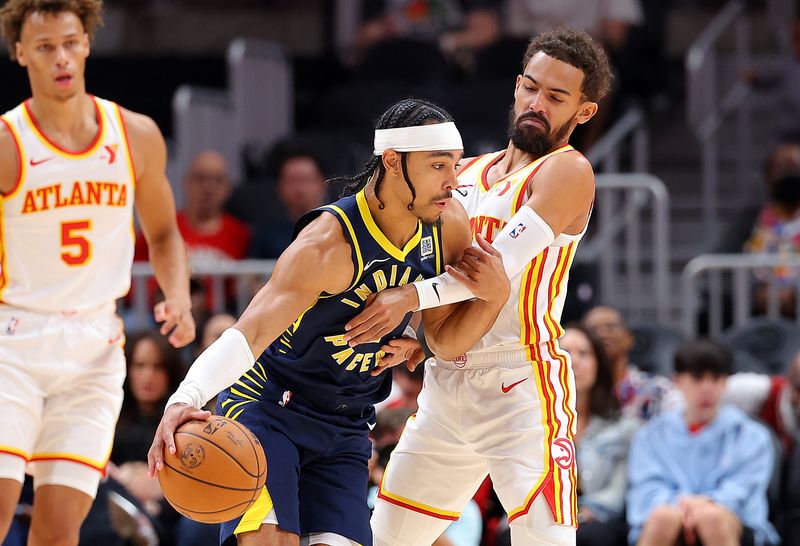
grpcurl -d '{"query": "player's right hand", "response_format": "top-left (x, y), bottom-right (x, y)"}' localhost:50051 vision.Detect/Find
top-left (446, 233), bottom-right (509, 306)
top-left (147, 403), bottom-right (210, 478)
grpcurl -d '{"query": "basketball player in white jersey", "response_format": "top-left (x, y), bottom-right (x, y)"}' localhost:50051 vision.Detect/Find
top-left (0, 1), bottom-right (194, 544)
top-left (344, 28), bottom-right (613, 545)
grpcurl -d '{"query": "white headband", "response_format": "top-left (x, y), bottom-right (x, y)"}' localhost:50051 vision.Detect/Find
top-left (373, 122), bottom-right (463, 155)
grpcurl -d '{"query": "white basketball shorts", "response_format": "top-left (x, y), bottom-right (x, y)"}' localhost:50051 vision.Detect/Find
top-left (372, 344), bottom-right (578, 546)
top-left (0, 303), bottom-right (125, 498)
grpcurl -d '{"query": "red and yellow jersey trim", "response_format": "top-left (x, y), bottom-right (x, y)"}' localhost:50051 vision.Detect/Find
top-left (22, 96), bottom-right (106, 159)
top-left (30, 451), bottom-right (109, 475)
top-left (377, 487), bottom-right (460, 521)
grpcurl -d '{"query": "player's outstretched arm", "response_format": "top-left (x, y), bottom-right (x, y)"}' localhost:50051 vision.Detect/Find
top-left (147, 214), bottom-right (353, 476)
top-left (125, 109), bottom-right (195, 348)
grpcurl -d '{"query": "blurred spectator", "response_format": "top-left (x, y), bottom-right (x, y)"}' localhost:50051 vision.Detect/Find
top-left (136, 149), bottom-right (251, 265)
top-left (583, 306), bottom-right (675, 421)
top-left (627, 339), bottom-right (780, 546)
top-left (747, 20), bottom-right (800, 137)
top-left (384, 363), bottom-right (425, 412)
top-left (504, 0), bottom-right (642, 53)
top-left (198, 312), bottom-right (237, 354)
top-left (109, 331), bottom-right (186, 541)
top-left (354, 0), bottom-right (501, 68)
top-left (371, 407), bottom-right (415, 450)
top-left (723, 351), bottom-right (800, 455)
top-left (561, 325), bottom-right (637, 546)
top-left (744, 141), bottom-right (800, 317)
top-left (250, 150), bottom-right (327, 259)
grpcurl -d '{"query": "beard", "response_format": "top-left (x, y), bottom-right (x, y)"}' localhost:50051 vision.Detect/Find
top-left (507, 107), bottom-right (575, 158)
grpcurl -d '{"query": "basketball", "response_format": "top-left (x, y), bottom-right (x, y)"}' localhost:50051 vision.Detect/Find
top-left (158, 416), bottom-right (267, 523)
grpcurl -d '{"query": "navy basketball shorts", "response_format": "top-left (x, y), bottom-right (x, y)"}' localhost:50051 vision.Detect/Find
top-left (216, 383), bottom-right (373, 546)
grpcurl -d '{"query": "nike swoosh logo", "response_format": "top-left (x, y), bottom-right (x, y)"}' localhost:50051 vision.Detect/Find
top-left (501, 378), bottom-right (529, 393)
top-left (29, 157), bottom-right (54, 166)
top-left (432, 282), bottom-right (441, 301)
top-left (364, 257), bottom-right (391, 271)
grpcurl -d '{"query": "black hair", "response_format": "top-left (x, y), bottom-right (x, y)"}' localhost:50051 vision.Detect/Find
top-left (674, 339), bottom-right (733, 378)
top-left (330, 98), bottom-right (453, 210)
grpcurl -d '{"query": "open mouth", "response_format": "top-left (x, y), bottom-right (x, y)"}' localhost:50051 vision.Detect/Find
top-left (434, 199), bottom-right (450, 211)
top-left (55, 73), bottom-right (73, 86)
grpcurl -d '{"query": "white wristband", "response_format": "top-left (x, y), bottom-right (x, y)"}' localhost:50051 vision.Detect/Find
top-left (166, 328), bottom-right (255, 410)
top-left (414, 206), bottom-right (557, 311)
top-left (403, 325), bottom-right (418, 340)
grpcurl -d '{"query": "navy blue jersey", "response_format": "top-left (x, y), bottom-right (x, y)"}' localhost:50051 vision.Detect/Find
top-left (225, 190), bottom-right (444, 417)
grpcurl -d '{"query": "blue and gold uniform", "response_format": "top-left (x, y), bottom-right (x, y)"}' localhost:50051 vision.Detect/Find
top-left (217, 189), bottom-right (444, 545)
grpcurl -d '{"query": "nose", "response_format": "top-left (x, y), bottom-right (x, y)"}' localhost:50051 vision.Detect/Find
top-left (55, 46), bottom-right (68, 66)
top-left (529, 91), bottom-right (546, 113)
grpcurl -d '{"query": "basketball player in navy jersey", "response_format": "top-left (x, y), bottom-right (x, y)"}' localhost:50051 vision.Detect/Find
top-left (148, 99), bottom-right (511, 546)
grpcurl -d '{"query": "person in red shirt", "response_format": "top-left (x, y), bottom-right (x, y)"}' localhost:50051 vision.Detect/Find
top-left (136, 149), bottom-right (250, 263)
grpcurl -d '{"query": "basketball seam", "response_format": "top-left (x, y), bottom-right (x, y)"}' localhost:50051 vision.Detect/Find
top-left (162, 460), bottom-right (261, 492)
top-left (176, 430), bottom-right (262, 479)
top-left (222, 418), bottom-right (265, 509)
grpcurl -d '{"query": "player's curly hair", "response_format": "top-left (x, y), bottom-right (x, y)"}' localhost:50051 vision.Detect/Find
top-left (0, 0), bottom-right (103, 60)
top-left (332, 98), bottom-right (454, 210)
top-left (523, 27), bottom-right (613, 103)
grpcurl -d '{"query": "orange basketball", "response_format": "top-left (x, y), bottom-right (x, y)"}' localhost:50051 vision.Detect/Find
top-left (158, 416), bottom-right (267, 523)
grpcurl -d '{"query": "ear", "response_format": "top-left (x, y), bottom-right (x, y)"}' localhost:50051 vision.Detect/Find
top-left (15, 42), bottom-right (26, 67)
top-left (513, 74), bottom-right (522, 99)
top-left (381, 150), bottom-right (401, 175)
top-left (575, 101), bottom-right (599, 125)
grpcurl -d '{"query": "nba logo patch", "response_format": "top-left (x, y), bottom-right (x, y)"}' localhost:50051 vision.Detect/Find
top-left (421, 236), bottom-right (434, 257)
top-left (509, 223), bottom-right (527, 239)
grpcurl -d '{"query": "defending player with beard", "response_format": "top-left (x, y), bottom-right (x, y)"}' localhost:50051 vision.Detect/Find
top-left (344, 28), bottom-right (613, 546)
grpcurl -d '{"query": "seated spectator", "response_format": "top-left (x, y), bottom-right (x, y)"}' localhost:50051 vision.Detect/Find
top-left (744, 141), bottom-right (800, 317)
top-left (136, 149), bottom-right (250, 265)
top-left (353, 0), bottom-right (501, 69)
top-left (109, 331), bottom-right (186, 538)
top-left (583, 306), bottom-right (675, 421)
top-left (724, 350), bottom-right (800, 455)
top-left (627, 339), bottom-right (780, 546)
top-left (250, 150), bottom-right (327, 259)
top-left (561, 325), bottom-right (638, 546)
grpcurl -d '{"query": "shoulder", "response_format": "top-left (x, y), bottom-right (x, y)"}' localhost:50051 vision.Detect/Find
top-left (119, 108), bottom-right (165, 155)
top-left (282, 211), bottom-right (353, 293)
top-left (223, 213), bottom-right (251, 236)
top-left (538, 150), bottom-right (595, 184)
top-left (0, 118), bottom-right (20, 195)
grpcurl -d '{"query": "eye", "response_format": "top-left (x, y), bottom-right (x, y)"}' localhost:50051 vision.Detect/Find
top-left (65, 39), bottom-right (78, 48)
top-left (551, 95), bottom-right (564, 103)
top-left (37, 44), bottom-right (54, 52)
top-left (432, 162), bottom-right (445, 170)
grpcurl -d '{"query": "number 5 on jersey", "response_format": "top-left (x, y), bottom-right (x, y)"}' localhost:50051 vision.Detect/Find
top-left (61, 220), bottom-right (92, 266)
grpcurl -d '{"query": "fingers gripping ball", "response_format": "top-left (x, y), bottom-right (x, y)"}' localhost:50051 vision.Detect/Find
top-left (158, 416), bottom-right (267, 523)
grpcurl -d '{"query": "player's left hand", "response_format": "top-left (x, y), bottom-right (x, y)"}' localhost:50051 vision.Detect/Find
top-left (154, 298), bottom-right (196, 348)
top-left (371, 337), bottom-right (426, 376)
top-left (345, 284), bottom-right (419, 347)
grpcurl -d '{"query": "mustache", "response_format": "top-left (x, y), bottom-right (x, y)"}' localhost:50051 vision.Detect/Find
top-left (432, 191), bottom-right (452, 202)
top-left (515, 112), bottom-right (551, 133)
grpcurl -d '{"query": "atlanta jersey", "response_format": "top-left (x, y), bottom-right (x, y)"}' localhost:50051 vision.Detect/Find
top-left (0, 97), bottom-right (136, 312)
top-left (455, 145), bottom-right (586, 360)
top-left (221, 189), bottom-right (444, 420)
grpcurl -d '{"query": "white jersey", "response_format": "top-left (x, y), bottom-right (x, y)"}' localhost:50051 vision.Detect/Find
top-left (454, 144), bottom-right (586, 362)
top-left (0, 97), bottom-right (136, 312)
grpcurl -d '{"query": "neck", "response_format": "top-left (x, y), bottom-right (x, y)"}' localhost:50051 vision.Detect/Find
top-left (28, 92), bottom-right (93, 135)
top-left (185, 208), bottom-right (222, 232)
top-left (500, 138), bottom-right (569, 175)
top-left (364, 183), bottom-right (419, 250)
top-left (684, 408), bottom-right (717, 427)
top-left (137, 401), bottom-right (159, 417)
top-left (612, 356), bottom-right (629, 386)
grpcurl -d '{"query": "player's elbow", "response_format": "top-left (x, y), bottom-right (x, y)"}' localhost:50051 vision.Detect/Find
top-left (426, 335), bottom-right (460, 362)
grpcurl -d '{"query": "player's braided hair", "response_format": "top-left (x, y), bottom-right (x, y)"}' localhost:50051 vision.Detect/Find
top-left (0, 0), bottom-right (103, 60)
top-left (333, 98), bottom-right (453, 210)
